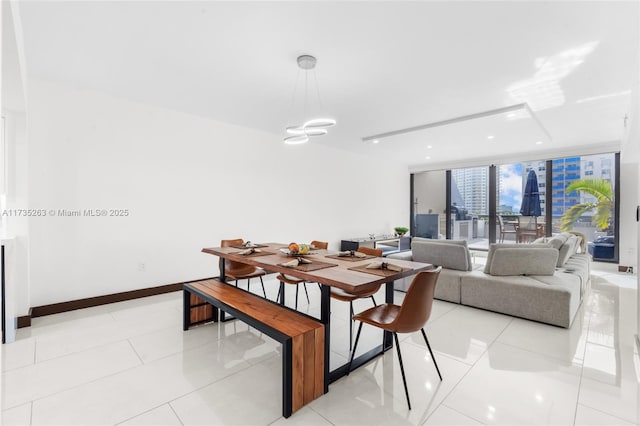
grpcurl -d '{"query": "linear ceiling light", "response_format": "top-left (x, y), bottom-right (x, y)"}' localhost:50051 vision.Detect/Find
top-left (362, 103), bottom-right (551, 143)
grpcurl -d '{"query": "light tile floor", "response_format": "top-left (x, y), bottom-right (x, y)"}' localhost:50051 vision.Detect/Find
top-left (1, 264), bottom-right (638, 425)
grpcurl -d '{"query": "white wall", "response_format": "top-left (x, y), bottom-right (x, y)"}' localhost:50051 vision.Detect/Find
top-left (620, 82), bottom-right (639, 271)
top-left (413, 170), bottom-right (446, 215)
top-left (25, 79), bottom-right (410, 307)
top-left (2, 0), bottom-right (30, 319)
top-left (3, 112), bottom-right (29, 317)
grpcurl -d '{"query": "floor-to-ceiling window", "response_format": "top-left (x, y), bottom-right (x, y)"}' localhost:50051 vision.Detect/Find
top-left (411, 151), bottom-right (620, 262)
top-left (449, 166), bottom-right (489, 247)
top-left (550, 153), bottom-right (618, 262)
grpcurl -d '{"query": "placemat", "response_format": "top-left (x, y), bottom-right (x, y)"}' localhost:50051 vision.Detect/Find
top-left (229, 244), bottom-right (269, 249)
top-left (348, 263), bottom-right (409, 277)
top-left (325, 254), bottom-right (376, 262)
top-left (231, 250), bottom-right (275, 258)
top-left (280, 259), bottom-right (339, 272)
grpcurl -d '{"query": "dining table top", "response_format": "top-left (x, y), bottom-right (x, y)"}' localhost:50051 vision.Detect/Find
top-left (202, 242), bottom-right (432, 294)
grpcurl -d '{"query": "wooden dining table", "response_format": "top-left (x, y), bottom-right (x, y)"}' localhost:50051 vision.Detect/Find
top-left (201, 242), bottom-right (432, 393)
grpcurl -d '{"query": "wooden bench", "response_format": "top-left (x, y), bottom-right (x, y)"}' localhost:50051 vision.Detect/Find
top-left (183, 279), bottom-right (324, 418)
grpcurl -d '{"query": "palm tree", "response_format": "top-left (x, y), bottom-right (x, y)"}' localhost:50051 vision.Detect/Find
top-left (561, 178), bottom-right (613, 232)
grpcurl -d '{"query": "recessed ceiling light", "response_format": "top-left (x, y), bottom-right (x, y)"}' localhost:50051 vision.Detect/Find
top-left (425, 156), bottom-right (431, 160)
top-left (536, 141), bottom-right (543, 145)
top-left (507, 113), bottom-right (517, 118)
top-left (427, 145), bottom-right (433, 149)
top-left (372, 140), bottom-right (379, 144)
top-left (487, 135), bottom-right (495, 140)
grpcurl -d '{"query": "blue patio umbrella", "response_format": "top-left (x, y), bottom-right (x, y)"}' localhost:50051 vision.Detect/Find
top-left (520, 170), bottom-right (542, 216)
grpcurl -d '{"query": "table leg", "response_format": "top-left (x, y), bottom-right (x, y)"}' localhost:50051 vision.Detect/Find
top-left (383, 281), bottom-right (394, 350)
top-left (219, 257), bottom-right (226, 281)
top-left (218, 258), bottom-right (235, 322)
top-left (320, 284), bottom-right (330, 394)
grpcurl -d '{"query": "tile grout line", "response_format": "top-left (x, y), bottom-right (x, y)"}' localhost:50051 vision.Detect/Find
top-left (163, 360), bottom-right (273, 423)
top-left (421, 316), bottom-right (516, 425)
top-left (575, 402), bottom-right (637, 425)
top-left (126, 338), bottom-right (145, 365)
top-left (168, 401), bottom-right (185, 426)
top-left (572, 296), bottom-right (594, 425)
top-left (437, 402), bottom-right (488, 425)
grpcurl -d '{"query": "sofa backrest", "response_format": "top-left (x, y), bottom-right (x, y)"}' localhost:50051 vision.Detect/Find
top-left (535, 232), bottom-right (582, 267)
top-left (483, 243), bottom-right (551, 274)
top-left (410, 238), bottom-right (472, 271)
top-left (484, 243), bottom-right (559, 276)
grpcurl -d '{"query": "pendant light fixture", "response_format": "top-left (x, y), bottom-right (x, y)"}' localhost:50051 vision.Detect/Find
top-left (284, 55), bottom-right (336, 145)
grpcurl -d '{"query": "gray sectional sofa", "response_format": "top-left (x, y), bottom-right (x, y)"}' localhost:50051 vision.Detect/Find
top-left (388, 234), bottom-right (590, 328)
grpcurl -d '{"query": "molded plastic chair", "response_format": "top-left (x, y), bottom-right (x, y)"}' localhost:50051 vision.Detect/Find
top-left (330, 246), bottom-right (383, 349)
top-left (498, 215), bottom-right (517, 243)
top-left (348, 267), bottom-right (443, 410)
top-left (220, 239), bottom-right (267, 297)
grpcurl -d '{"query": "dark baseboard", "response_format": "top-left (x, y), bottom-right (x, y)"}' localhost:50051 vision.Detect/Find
top-left (17, 309), bottom-right (32, 328)
top-left (25, 277), bottom-right (215, 322)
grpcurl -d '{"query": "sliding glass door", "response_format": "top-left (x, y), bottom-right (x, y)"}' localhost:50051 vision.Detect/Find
top-left (411, 151), bottom-right (620, 262)
top-left (448, 166), bottom-right (490, 248)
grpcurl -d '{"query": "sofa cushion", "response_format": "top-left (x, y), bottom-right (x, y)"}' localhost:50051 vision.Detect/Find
top-left (410, 238), bottom-right (472, 271)
top-left (546, 233), bottom-right (570, 250)
top-left (487, 247), bottom-right (559, 276)
top-left (460, 271), bottom-right (582, 328)
top-left (557, 234), bottom-right (580, 267)
top-left (483, 243), bottom-right (552, 274)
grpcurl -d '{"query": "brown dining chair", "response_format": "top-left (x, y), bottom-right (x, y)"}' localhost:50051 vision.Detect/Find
top-left (498, 215), bottom-right (518, 243)
top-left (310, 240), bottom-right (328, 250)
top-left (220, 239), bottom-right (267, 297)
top-left (348, 267), bottom-right (443, 410)
top-left (516, 216), bottom-right (543, 243)
top-left (309, 240), bottom-right (329, 290)
top-left (330, 246), bottom-right (383, 349)
top-left (276, 240), bottom-right (328, 310)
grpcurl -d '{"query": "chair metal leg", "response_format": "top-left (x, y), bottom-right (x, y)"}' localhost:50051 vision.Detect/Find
top-left (303, 283), bottom-right (310, 304)
top-left (393, 332), bottom-right (411, 410)
top-left (370, 295), bottom-right (377, 306)
top-left (349, 302), bottom-right (354, 350)
top-left (295, 285), bottom-right (299, 310)
top-left (347, 322), bottom-right (364, 375)
top-left (277, 282), bottom-right (285, 305)
top-left (259, 276), bottom-right (266, 298)
top-left (421, 328), bottom-right (442, 381)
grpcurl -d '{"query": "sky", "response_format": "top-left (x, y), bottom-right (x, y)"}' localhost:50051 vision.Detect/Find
top-left (499, 163), bottom-right (523, 211)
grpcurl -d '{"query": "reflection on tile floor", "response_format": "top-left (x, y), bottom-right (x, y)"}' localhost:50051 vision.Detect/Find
top-left (1, 267), bottom-right (638, 425)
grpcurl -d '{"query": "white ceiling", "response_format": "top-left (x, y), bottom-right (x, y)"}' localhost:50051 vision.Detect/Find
top-left (15, 1), bottom-right (640, 169)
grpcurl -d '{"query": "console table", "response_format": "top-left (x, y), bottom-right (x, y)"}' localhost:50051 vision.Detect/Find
top-left (340, 235), bottom-right (411, 256)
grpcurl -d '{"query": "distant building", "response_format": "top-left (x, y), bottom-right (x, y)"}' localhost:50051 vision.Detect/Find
top-left (451, 167), bottom-right (489, 215)
top-left (551, 157), bottom-right (581, 217)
